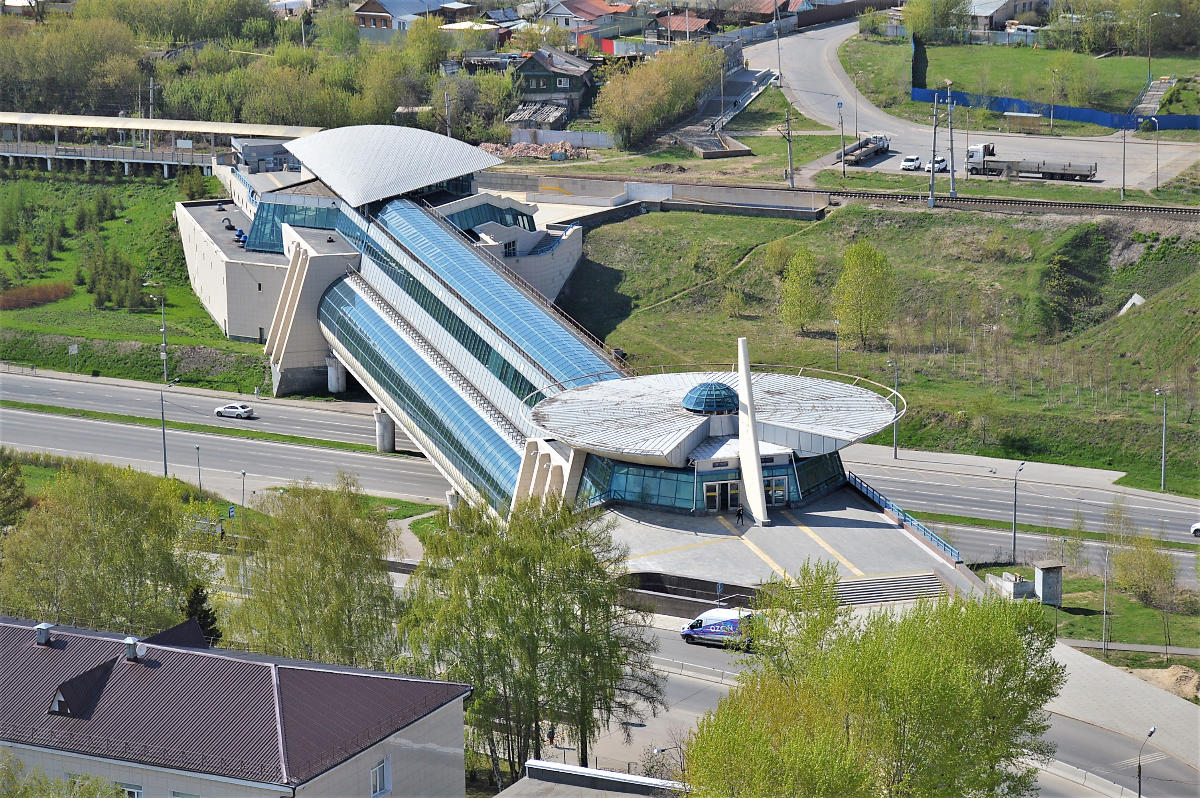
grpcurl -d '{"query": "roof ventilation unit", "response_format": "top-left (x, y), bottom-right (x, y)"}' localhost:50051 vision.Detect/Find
top-left (35, 622), bottom-right (55, 646)
top-left (123, 636), bottom-right (146, 662)
top-left (216, 202), bottom-right (225, 212)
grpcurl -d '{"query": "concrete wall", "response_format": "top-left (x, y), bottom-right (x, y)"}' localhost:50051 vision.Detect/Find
top-left (298, 700), bottom-right (468, 798)
top-left (1, 742), bottom-right (284, 798)
top-left (495, 224), bottom-right (583, 301)
top-left (175, 202), bottom-right (291, 341)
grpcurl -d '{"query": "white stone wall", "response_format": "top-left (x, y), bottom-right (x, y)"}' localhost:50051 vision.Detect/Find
top-left (298, 701), bottom-right (467, 798)
top-left (0, 742), bottom-right (284, 798)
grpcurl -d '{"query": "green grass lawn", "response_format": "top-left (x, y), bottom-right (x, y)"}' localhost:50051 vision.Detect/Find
top-left (724, 87), bottom-right (831, 132)
top-left (812, 167), bottom-right (1200, 206)
top-left (558, 208), bottom-right (1200, 496)
top-left (974, 566), bottom-right (1200, 648)
top-left (496, 135), bottom-right (843, 184)
top-left (840, 35), bottom-right (1200, 116)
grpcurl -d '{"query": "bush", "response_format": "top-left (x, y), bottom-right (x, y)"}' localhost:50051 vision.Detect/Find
top-left (0, 282), bottom-right (73, 311)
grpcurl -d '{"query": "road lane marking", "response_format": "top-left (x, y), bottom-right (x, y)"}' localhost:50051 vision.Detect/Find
top-left (715, 515), bottom-right (793, 581)
top-left (624, 535), bottom-right (740, 561)
top-left (778, 510), bottom-right (865, 577)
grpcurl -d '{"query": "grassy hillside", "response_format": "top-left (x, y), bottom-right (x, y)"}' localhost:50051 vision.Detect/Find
top-left (558, 206), bottom-right (1200, 495)
top-left (0, 171), bottom-right (268, 390)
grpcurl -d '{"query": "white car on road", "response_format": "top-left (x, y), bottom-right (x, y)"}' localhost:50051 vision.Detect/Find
top-left (214, 403), bottom-right (254, 419)
top-left (924, 156), bottom-right (948, 173)
top-left (900, 154), bottom-right (922, 171)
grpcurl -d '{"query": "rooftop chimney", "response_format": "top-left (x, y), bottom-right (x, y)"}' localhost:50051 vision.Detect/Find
top-left (35, 622), bottom-right (55, 646)
top-left (124, 636), bottom-right (140, 662)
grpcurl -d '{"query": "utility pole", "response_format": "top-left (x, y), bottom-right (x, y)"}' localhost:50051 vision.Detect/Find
top-left (1155, 387), bottom-right (1167, 491)
top-left (928, 94), bottom-right (938, 208)
top-left (1102, 548), bottom-right (1109, 656)
top-left (1121, 125), bottom-right (1127, 201)
top-left (774, 5), bottom-right (793, 188)
top-left (445, 91), bottom-right (451, 138)
top-left (945, 80), bottom-right (956, 197)
top-left (838, 101), bottom-right (845, 180)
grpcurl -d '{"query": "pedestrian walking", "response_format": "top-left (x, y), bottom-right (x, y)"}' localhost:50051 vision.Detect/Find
top-left (735, 505), bottom-right (744, 526)
top-left (254, 385), bottom-right (259, 399)
top-left (546, 723), bottom-right (557, 748)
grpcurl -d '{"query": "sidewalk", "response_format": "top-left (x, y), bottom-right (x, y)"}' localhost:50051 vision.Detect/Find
top-left (1059, 638), bottom-right (1200, 657)
top-left (1047, 642), bottom-right (1199, 767)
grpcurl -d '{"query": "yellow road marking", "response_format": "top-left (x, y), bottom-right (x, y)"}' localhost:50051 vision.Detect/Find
top-left (781, 510), bottom-right (865, 577)
top-left (624, 535), bottom-right (739, 561)
top-left (715, 515), bottom-right (793, 582)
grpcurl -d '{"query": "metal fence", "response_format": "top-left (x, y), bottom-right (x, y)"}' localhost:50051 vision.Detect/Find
top-left (847, 471), bottom-right (961, 563)
top-left (911, 86), bottom-right (1200, 130)
top-left (0, 141), bottom-right (213, 164)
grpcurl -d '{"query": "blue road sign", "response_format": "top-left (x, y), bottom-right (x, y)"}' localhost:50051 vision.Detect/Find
top-left (227, 505), bottom-right (236, 519)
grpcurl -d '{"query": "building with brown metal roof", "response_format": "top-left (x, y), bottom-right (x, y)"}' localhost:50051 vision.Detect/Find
top-left (0, 617), bottom-right (471, 798)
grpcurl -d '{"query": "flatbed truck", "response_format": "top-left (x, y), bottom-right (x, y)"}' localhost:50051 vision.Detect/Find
top-left (965, 143), bottom-right (1097, 181)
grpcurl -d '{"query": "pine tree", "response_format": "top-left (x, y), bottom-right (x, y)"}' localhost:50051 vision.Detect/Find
top-left (181, 584), bottom-right (222, 644)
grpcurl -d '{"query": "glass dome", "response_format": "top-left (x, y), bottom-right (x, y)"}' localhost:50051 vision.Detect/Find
top-left (681, 382), bottom-right (739, 415)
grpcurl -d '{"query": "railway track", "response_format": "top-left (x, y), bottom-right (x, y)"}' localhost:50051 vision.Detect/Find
top-left (828, 190), bottom-right (1200, 217)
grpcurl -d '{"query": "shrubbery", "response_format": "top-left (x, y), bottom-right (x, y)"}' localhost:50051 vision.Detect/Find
top-left (0, 281), bottom-right (72, 311)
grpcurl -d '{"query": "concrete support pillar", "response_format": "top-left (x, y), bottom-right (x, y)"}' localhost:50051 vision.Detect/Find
top-left (374, 407), bottom-right (396, 453)
top-left (124, 162), bottom-right (130, 176)
top-left (45, 158), bottom-right (52, 171)
top-left (53, 127), bottom-right (59, 147)
top-left (325, 356), bottom-right (347, 393)
top-left (547, 464), bottom-right (565, 497)
top-left (530, 452), bottom-right (552, 496)
top-left (163, 163), bottom-right (169, 179)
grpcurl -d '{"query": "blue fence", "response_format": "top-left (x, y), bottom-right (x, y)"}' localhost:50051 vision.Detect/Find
top-left (911, 87), bottom-right (1200, 130)
top-left (847, 471), bottom-right (962, 563)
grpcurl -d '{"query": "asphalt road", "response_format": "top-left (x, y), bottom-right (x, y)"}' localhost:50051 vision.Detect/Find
top-left (0, 371), bottom-right (386, 448)
top-left (5, 373), bottom-right (1197, 547)
top-left (744, 20), bottom-right (1199, 189)
top-left (0, 405), bottom-right (450, 505)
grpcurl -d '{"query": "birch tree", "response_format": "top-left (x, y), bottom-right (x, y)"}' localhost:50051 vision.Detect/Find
top-left (779, 246), bottom-right (821, 334)
top-left (833, 241), bottom-right (895, 348)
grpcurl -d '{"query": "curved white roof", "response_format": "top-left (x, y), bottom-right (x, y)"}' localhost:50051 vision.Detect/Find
top-left (531, 371), bottom-right (899, 467)
top-left (284, 125), bottom-right (503, 208)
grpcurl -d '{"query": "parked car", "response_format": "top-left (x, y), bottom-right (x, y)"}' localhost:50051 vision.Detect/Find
top-left (924, 156), bottom-right (948, 173)
top-left (214, 403), bottom-right (254, 419)
top-left (900, 154), bottom-right (922, 171)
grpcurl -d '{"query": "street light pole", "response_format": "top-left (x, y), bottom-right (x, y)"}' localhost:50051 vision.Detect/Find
top-left (1137, 726), bottom-right (1156, 798)
top-left (854, 71), bottom-right (862, 140)
top-left (195, 445), bottom-right (202, 495)
top-left (834, 320), bottom-right (840, 371)
top-left (240, 469), bottom-right (247, 508)
top-left (158, 377), bottom-right (179, 477)
top-left (838, 101), bottom-right (846, 180)
top-left (1012, 461), bottom-right (1026, 565)
top-left (145, 284), bottom-right (168, 383)
top-left (1155, 388), bottom-right (1166, 491)
top-left (1121, 125), bottom-right (1127, 202)
top-left (1151, 116), bottom-right (1160, 190)
top-left (773, 3), bottom-right (794, 189)
top-left (886, 358), bottom-right (898, 459)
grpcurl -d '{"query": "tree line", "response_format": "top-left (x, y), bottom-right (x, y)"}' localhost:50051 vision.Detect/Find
top-left (0, 461), bottom-right (664, 790)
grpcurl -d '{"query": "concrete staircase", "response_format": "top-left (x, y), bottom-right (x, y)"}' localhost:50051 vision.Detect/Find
top-left (836, 572), bottom-right (943, 606)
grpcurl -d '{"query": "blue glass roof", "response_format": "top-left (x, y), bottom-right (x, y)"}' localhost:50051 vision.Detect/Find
top-left (681, 382), bottom-right (739, 414)
top-left (375, 199), bottom-right (614, 387)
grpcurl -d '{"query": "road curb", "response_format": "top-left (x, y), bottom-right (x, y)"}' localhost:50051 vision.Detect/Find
top-left (1031, 758), bottom-right (1134, 798)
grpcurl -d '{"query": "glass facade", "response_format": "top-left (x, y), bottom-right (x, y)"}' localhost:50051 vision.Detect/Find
top-left (319, 278), bottom-right (521, 510)
top-left (244, 201), bottom-right (340, 253)
top-left (376, 199), bottom-right (613, 386)
top-left (579, 451), bottom-right (846, 512)
top-left (444, 203), bottom-right (535, 234)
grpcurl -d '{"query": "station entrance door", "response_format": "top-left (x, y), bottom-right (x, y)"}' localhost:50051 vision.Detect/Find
top-left (704, 480), bottom-right (740, 511)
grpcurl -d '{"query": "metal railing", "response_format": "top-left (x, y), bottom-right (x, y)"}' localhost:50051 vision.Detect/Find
top-left (847, 471), bottom-right (961, 563)
top-left (0, 141), bottom-right (213, 165)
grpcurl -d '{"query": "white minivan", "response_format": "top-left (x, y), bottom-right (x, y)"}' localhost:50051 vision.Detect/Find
top-left (681, 608), bottom-right (753, 646)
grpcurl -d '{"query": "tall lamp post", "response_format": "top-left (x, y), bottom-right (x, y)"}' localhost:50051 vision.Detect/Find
top-left (854, 71), bottom-right (863, 140)
top-left (838, 100), bottom-right (846, 180)
top-left (1011, 461), bottom-right (1026, 564)
top-left (1121, 123), bottom-right (1127, 202)
top-left (1151, 116), bottom-right (1160, 190)
top-left (158, 377), bottom-right (180, 477)
top-left (145, 284), bottom-right (168, 383)
top-left (833, 319), bottom-right (840, 371)
top-left (240, 469), bottom-right (247, 508)
top-left (773, 1), bottom-right (794, 188)
top-left (1137, 726), bottom-right (1156, 798)
top-left (1155, 388), bottom-right (1167, 491)
top-left (928, 93), bottom-right (939, 208)
top-left (195, 445), bottom-right (203, 495)
top-left (886, 358), bottom-right (898, 459)
top-left (654, 745), bottom-right (685, 776)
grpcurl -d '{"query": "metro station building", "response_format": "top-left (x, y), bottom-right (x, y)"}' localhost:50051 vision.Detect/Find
top-left (176, 125), bottom-right (900, 520)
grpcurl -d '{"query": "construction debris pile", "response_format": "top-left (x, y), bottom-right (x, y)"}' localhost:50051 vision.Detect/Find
top-left (480, 141), bottom-right (584, 160)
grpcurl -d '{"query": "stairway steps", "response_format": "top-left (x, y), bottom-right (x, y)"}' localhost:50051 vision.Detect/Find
top-left (834, 572), bottom-right (943, 606)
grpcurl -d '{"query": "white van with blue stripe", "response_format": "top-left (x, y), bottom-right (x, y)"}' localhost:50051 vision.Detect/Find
top-left (681, 608), bottom-right (752, 646)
